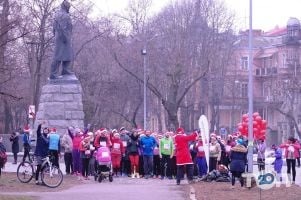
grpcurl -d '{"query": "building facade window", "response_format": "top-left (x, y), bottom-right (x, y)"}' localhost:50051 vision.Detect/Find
top-left (282, 53), bottom-right (287, 68)
top-left (241, 83), bottom-right (248, 97)
top-left (240, 56), bottom-right (248, 70)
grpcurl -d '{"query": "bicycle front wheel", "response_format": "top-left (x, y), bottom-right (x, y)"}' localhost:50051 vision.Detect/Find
top-left (41, 165), bottom-right (63, 188)
top-left (17, 161), bottom-right (34, 183)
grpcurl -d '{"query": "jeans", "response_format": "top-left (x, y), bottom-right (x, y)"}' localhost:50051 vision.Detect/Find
top-left (22, 144), bottom-right (31, 162)
top-left (160, 154), bottom-right (172, 177)
top-left (196, 157), bottom-right (208, 176)
top-left (153, 155), bottom-right (160, 176)
top-left (49, 150), bottom-right (59, 168)
top-left (286, 159), bottom-right (296, 181)
top-left (143, 155), bottom-right (154, 176)
top-left (64, 152), bottom-right (73, 174)
top-left (209, 157), bottom-right (217, 172)
top-left (82, 158), bottom-right (90, 177)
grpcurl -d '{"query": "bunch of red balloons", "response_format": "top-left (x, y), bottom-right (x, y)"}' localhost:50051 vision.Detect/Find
top-left (237, 112), bottom-right (267, 140)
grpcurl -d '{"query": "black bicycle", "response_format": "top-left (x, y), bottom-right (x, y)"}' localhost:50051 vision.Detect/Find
top-left (17, 155), bottom-right (63, 188)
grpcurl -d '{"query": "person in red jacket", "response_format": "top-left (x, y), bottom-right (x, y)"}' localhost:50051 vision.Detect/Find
top-left (194, 135), bottom-right (207, 178)
top-left (279, 137), bottom-right (301, 184)
top-left (111, 133), bottom-right (124, 176)
top-left (174, 127), bottom-right (198, 185)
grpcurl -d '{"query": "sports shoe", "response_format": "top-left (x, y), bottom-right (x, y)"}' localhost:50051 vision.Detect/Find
top-left (131, 174), bottom-right (135, 178)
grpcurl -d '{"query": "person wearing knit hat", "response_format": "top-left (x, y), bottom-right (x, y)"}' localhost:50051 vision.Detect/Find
top-left (22, 125), bottom-right (32, 163)
top-left (48, 127), bottom-right (61, 169)
top-left (119, 127), bottom-right (130, 176)
top-left (94, 128), bottom-right (110, 149)
top-left (229, 138), bottom-right (247, 189)
top-left (111, 132), bottom-right (124, 177)
top-left (209, 136), bottom-right (221, 172)
top-left (128, 129), bottom-right (140, 178)
top-left (140, 130), bottom-right (157, 179)
top-left (174, 128), bottom-right (198, 185)
top-left (194, 135), bottom-right (207, 178)
top-left (61, 128), bottom-right (74, 175)
top-left (159, 131), bottom-right (174, 179)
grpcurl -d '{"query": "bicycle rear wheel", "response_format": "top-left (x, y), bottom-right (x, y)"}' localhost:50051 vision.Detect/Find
top-left (41, 165), bottom-right (63, 188)
top-left (17, 161), bottom-right (34, 183)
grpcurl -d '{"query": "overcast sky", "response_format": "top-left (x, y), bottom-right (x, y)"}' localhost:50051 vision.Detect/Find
top-left (89, 0), bottom-right (301, 32)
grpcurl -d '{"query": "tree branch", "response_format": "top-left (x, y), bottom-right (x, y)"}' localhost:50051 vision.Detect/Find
top-left (0, 92), bottom-right (23, 100)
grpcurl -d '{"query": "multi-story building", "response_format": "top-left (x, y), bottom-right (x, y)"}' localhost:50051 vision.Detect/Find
top-left (219, 17), bottom-right (301, 145)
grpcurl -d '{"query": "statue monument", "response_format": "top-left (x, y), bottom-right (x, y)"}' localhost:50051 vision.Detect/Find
top-left (50, 0), bottom-right (74, 79)
top-left (35, 0), bottom-right (85, 135)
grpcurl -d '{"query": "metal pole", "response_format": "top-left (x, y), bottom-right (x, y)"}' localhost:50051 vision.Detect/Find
top-left (247, 0), bottom-right (254, 174)
top-left (142, 48), bottom-right (147, 130)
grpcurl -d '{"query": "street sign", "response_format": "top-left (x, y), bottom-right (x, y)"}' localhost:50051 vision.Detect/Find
top-left (28, 105), bottom-right (35, 119)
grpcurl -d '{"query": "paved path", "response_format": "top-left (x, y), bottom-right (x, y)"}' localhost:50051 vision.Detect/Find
top-left (1, 176), bottom-right (186, 200)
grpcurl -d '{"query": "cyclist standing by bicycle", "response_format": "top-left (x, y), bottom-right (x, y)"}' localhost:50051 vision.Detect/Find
top-left (34, 121), bottom-right (49, 185)
top-left (48, 128), bottom-right (61, 169)
top-left (22, 125), bottom-right (32, 163)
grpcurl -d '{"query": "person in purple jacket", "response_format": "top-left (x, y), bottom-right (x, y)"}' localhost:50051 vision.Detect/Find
top-left (272, 144), bottom-right (283, 182)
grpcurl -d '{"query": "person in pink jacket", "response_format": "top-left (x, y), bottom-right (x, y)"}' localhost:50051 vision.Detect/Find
top-left (279, 137), bottom-right (301, 184)
top-left (174, 127), bottom-right (198, 185)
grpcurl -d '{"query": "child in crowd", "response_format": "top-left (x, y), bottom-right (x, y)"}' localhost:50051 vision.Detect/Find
top-left (272, 144), bottom-right (283, 182)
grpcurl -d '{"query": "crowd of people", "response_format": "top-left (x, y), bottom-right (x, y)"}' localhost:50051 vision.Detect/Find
top-left (0, 123), bottom-right (300, 188)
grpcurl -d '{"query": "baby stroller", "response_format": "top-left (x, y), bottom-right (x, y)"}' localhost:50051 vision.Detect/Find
top-left (94, 146), bottom-right (113, 182)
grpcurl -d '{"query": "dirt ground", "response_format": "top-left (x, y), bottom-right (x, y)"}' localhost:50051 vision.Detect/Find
top-left (192, 181), bottom-right (301, 200)
top-left (0, 172), bottom-right (84, 193)
top-left (0, 196), bottom-right (38, 200)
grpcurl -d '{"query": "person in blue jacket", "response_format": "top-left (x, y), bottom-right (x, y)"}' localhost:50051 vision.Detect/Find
top-left (48, 127), bottom-right (61, 169)
top-left (140, 130), bottom-right (157, 179)
top-left (34, 121), bottom-right (49, 185)
top-left (22, 125), bottom-right (32, 163)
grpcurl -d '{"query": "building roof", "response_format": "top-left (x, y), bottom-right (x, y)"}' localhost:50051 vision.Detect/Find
top-left (265, 27), bottom-right (287, 37)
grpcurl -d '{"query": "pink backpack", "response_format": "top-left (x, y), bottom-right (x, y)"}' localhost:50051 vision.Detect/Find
top-left (96, 146), bottom-right (111, 163)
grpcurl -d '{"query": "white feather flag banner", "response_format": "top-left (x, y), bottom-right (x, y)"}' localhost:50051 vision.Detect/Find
top-left (198, 115), bottom-right (209, 168)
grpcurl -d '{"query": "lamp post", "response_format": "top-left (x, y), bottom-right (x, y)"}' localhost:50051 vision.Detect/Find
top-left (247, 0), bottom-right (254, 174)
top-left (141, 48), bottom-right (147, 130)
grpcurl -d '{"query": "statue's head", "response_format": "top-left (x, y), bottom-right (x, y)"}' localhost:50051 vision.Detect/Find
top-left (61, 0), bottom-right (71, 13)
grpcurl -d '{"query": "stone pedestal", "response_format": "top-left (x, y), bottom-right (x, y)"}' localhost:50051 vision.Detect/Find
top-left (35, 75), bottom-right (85, 135)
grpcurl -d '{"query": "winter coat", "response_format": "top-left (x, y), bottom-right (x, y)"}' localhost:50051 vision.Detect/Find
top-left (49, 133), bottom-right (60, 152)
top-left (94, 135), bottom-right (110, 148)
top-left (52, 6), bottom-right (73, 61)
top-left (111, 137), bottom-right (124, 155)
top-left (194, 140), bottom-right (205, 158)
top-left (274, 148), bottom-right (283, 173)
top-left (79, 139), bottom-right (94, 159)
top-left (209, 142), bottom-right (221, 160)
top-left (229, 145), bottom-right (247, 173)
top-left (256, 142), bottom-right (266, 159)
top-left (127, 134), bottom-right (139, 155)
top-left (61, 133), bottom-right (73, 153)
top-left (174, 132), bottom-right (197, 165)
top-left (0, 142), bottom-right (7, 168)
top-left (10, 134), bottom-right (19, 153)
top-left (120, 134), bottom-right (130, 152)
top-left (279, 142), bottom-right (301, 159)
top-left (34, 124), bottom-right (49, 157)
top-left (140, 136), bottom-right (157, 156)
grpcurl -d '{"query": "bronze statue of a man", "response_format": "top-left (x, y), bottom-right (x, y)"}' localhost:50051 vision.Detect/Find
top-left (50, 0), bottom-right (74, 79)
